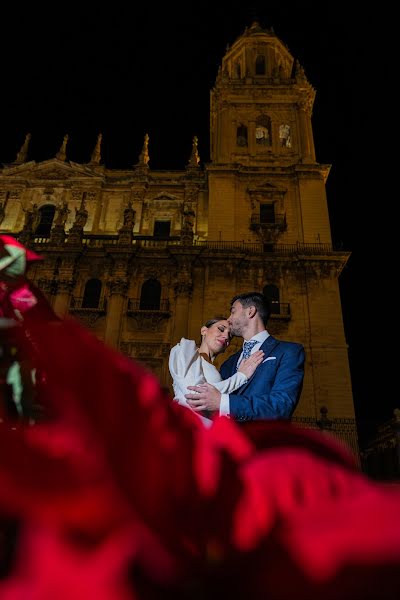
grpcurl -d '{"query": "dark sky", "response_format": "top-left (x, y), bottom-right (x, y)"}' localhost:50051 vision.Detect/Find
top-left (0, 4), bottom-right (389, 442)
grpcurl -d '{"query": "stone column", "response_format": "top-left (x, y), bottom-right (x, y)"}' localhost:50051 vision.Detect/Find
top-left (173, 282), bottom-right (192, 341)
top-left (104, 279), bottom-right (128, 348)
top-left (298, 92), bottom-right (315, 163)
top-left (53, 279), bottom-right (74, 318)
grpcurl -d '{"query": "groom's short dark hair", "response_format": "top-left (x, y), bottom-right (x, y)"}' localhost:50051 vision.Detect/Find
top-left (230, 292), bottom-right (270, 325)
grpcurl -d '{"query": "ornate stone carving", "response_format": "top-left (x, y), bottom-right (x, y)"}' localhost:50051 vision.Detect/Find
top-left (108, 278), bottom-right (128, 296)
top-left (22, 203), bottom-right (40, 233)
top-left (49, 226), bottom-right (66, 246)
top-left (56, 279), bottom-right (75, 294)
top-left (54, 201), bottom-right (70, 227)
top-left (68, 310), bottom-right (106, 327)
top-left (173, 258), bottom-right (193, 297)
top-left (180, 204), bottom-right (195, 245)
top-left (37, 278), bottom-right (57, 296)
top-left (67, 196), bottom-right (88, 245)
top-left (127, 311), bottom-right (170, 331)
top-left (32, 169), bottom-right (69, 180)
top-left (118, 201), bottom-right (135, 246)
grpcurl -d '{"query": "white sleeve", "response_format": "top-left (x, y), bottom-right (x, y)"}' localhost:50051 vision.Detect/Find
top-left (169, 339), bottom-right (246, 401)
top-left (211, 371), bottom-right (247, 393)
top-left (168, 339), bottom-right (205, 406)
top-left (201, 360), bottom-right (247, 393)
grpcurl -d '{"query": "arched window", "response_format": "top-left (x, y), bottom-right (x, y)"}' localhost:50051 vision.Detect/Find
top-left (140, 279), bottom-right (161, 310)
top-left (236, 124), bottom-right (248, 147)
top-left (263, 284), bottom-right (280, 315)
top-left (82, 278), bottom-right (102, 308)
top-left (35, 204), bottom-right (56, 236)
top-left (255, 55), bottom-right (266, 75)
top-left (255, 116), bottom-right (272, 146)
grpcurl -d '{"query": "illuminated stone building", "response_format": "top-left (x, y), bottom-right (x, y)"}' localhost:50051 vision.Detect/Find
top-left (0, 22), bottom-right (357, 454)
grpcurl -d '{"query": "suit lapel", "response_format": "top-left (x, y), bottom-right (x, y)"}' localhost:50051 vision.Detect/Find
top-left (228, 335), bottom-right (279, 378)
top-left (259, 335), bottom-right (279, 357)
top-left (238, 336), bottom-right (280, 387)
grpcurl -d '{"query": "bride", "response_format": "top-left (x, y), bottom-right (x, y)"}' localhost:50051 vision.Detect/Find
top-left (169, 317), bottom-right (264, 425)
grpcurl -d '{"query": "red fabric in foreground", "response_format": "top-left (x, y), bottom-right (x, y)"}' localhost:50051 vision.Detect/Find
top-left (0, 277), bottom-right (400, 598)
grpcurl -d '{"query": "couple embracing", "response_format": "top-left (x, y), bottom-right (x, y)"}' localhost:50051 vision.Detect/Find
top-left (169, 292), bottom-right (305, 426)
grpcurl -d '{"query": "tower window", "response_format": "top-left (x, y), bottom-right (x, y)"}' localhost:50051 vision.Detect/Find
top-left (255, 116), bottom-right (272, 146)
top-left (255, 55), bottom-right (266, 75)
top-left (140, 279), bottom-right (161, 310)
top-left (153, 220), bottom-right (171, 238)
top-left (35, 204), bottom-right (55, 236)
top-left (236, 124), bottom-right (248, 147)
top-left (260, 204), bottom-right (275, 224)
top-left (263, 284), bottom-right (280, 314)
top-left (82, 278), bottom-right (102, 308)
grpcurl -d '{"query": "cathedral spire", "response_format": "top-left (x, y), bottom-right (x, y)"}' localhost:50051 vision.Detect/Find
top-left (90, 133), bottom-right (102, 165)
top-left (14, 133), bottom-right (31, 164)
top-left (187, 136), bottom-right (200, 168)
top-left (56, 134), bottom-right (69, 161)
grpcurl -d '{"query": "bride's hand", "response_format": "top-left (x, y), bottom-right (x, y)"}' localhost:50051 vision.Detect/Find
top-left (238, 350), bottom-right (264, 378)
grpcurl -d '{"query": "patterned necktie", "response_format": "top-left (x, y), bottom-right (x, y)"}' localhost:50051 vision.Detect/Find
top-left (237, 340), bottom-right (258, 370)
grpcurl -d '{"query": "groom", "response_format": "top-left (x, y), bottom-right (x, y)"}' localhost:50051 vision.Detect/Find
top-left (185, 292), bottom-right (305, 421)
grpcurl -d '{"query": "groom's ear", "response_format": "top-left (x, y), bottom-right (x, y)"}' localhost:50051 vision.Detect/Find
top-left (248, 305), bottom-right (257, 318)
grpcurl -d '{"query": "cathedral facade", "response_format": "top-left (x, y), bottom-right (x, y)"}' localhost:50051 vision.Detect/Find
top-left (0, 23), bottom-right (357, 454)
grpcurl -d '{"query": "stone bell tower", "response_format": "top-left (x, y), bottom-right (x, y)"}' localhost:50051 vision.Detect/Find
top-left (207, 21), bottom-right (330, 246)
top-left (207, 22), bottom-right (356, 452)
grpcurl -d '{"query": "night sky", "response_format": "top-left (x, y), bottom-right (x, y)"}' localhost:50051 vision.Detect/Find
top-left (0, 4), bottom-right (389, 442)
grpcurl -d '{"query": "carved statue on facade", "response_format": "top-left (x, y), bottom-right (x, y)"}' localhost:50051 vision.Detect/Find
top-left (22, 203), bottom-right (40, 232)
top-left (122, 201), bottom-right (135, 229)
top-left (180, 205), bottom-right (195, 246)
top-left (181, 206), bottom-right (195, 232)
top-left (55, 201), bottom-right (70, 227)
top-left (0, 201), bottom-right (6, 226)
top-left (73, 203), bottom-right (88, 229)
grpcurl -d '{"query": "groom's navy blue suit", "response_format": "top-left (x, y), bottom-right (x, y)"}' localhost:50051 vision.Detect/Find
top-left (219, 335), bottom-right (305, 421)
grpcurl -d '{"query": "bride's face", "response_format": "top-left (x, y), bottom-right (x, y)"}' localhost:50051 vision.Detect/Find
top-left (202, 320), bottom-right (231, 356)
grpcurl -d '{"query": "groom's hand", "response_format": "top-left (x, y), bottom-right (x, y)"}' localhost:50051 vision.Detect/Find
top-left (185, 383), bottom-right (221, 413)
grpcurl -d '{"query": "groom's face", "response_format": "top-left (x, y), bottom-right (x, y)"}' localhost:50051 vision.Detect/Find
top-left (228, 300), bottom-right (247, 336)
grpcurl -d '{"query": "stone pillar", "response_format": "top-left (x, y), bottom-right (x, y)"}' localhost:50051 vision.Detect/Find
top-left (37, 278), bottom-right (56, 305)
top-left (53, 279), bottom-right (74, 318)
top-left (173, 283), bottom-right (192, 341)
top-left (104, 279), bottom-right (128, 348)
top-left (298, 108), bottom-right (312, 162)
top-left (173, 259), bottom-right (193, 340)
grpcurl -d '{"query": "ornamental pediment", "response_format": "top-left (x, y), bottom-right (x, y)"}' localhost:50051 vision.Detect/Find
top-left (247, 181), bottom-right (286, 197)
top-left (1, 159), bottom-right (101, 181)
top-left (152, 192), bottom-right (179, 202)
